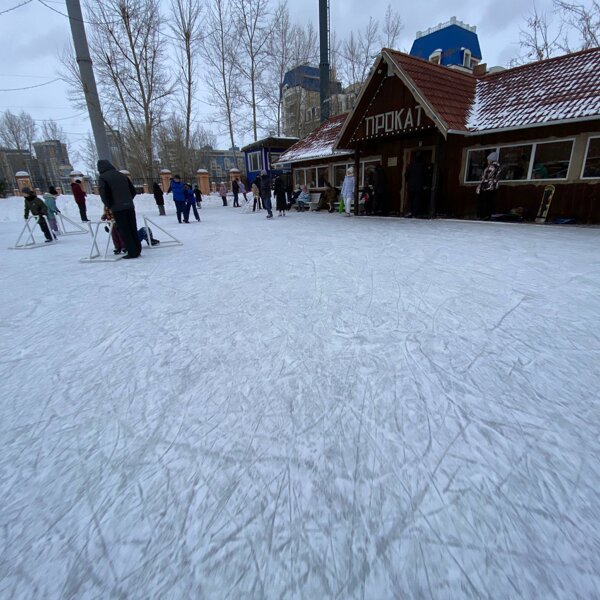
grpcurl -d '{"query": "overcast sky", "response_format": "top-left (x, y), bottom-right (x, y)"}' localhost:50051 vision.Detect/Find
top-left (0, 0), bottom-right (555, 171)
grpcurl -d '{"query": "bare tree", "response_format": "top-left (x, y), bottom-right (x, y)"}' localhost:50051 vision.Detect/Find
top-left (41, 119), bottom-right (67, 142)
top-left (339, 17), bottom-right (379, 86)
top-left (261, 1), bottom-right (294, 135)
top-left (232, 0), bottom-right (273, 141)
top-left (554, 0), bottom-right (600, 49)
top-left (380, 3), bottom-right (403, 49)
top-left (86, 0), bottom-right (172, 181)
top-left (0, 110), bottom-right (27, 150)
top-left (76, 131), bottom-right (99, 175)
top-left (201, 0), bottom-right (240, 157)
top-left (517, 3), bottom-right (563, 62)
top-left (169, 0), bottom-right (203, 178)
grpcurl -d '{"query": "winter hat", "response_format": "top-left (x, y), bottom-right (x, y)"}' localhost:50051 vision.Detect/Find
top-left (487, 151), bottom-right (498, 162)
top-left (347, 167), bottom-right (354, 176)
top-left (21, 186), bottom-right (32, 194)
top-left (260, 170), bottom-right (267, 176)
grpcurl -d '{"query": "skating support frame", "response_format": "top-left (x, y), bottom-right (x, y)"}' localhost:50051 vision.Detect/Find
top-left (80, 221), bottom-right (122, 262)
top-left (143, 216), bottom-right (183, 249)
top-left (11, 216), bottom-right (57, 249)
top-left (57, 213), bottom-right (87, 235)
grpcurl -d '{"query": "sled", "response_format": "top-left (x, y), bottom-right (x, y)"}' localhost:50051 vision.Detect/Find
top-left (11, 216), bottom-right (57, 249)
top-left (535, 185), bottom-right (555, 224)
top-left (80, 221), bottom-right (122, 262)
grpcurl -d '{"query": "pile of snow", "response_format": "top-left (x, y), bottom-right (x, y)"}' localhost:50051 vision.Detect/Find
top-left (1, 203), bottom-right (599, 598)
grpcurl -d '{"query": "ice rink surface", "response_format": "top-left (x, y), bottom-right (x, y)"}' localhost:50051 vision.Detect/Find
top-left (1, 195), bottom-right (599, 598)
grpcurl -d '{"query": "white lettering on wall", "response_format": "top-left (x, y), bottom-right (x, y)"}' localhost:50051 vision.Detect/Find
top-left (365, 105), bottom-right (425, 137)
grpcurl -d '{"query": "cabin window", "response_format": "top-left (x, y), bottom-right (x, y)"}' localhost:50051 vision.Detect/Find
top-left (269, 152), bottom-right (282, 169)
top-left (293, 169), bottom-right (306, 187)
top-left (531, 140), bottom-right (573, 180)
top-left (316, 166), bottom-right (329, 187)
top-left (582, 137), bottom-right (600, 179)
top-left (498, 145), bottom-right (533, 181)
top-left (334, 163), bottom-right (351, 187)
top-left (248, 151), bottom-right (263, 172)
top-left (465, 148), bottom-right (498, 182)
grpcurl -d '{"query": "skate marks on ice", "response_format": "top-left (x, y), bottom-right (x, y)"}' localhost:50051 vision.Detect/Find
top-left (1, 211), bottom-right (600, 597)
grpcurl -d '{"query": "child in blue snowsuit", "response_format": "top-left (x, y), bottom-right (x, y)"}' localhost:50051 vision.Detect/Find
top-left (184, 183), bottom-right (200, 222)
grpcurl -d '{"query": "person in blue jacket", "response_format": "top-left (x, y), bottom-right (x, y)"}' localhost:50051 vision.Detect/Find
top-left (183, 183), bottom-right (200, 222)
top-left (167, 175), bottom-right (186, 223)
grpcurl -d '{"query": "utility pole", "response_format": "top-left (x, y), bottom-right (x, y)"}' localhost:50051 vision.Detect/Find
top-left (319, 0), bottom-right (330, 123)
top-left (65, 0), bottom-right (111, 162)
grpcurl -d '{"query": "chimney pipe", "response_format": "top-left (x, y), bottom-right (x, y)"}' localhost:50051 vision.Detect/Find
top-left (319, 0), bottom-right (330, 123)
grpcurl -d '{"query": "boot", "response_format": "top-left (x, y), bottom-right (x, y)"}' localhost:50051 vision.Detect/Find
top-left (158, 205), bottom-right (166, 216)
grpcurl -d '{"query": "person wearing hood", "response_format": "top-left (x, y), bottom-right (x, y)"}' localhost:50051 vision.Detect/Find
top-left (259, 170), bottom-right (273, 218)
top-left (152, 182), bottom-right (166, 216)
top-left (43, 186), bottom-right (61, 235)
top-left (476, 151), bottom-right (501, 220)
top-left (97, 160), bottom-right (141, 259)
top-left (22, 187), bottom-right (54, 242)
top-left (167, 175), bottom-right (186, 223)
top-left (274, 175), bottom-right (287, 216)
top-left (71, 178), bottom-right (89, 222)
top-left (218, 182), bottom-right (228, 206)
top-left (341, 167), bottom-right (355, 217)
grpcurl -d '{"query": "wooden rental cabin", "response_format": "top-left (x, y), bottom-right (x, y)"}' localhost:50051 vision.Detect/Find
top-left (279, 47), bottom-right (600, 222)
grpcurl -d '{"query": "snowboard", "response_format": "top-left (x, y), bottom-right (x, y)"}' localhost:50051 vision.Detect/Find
top-left (535, 185), bottom-right (555, 223)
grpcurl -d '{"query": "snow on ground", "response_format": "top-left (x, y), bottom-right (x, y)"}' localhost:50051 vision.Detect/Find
top-left (1, 194), bottom-right (599, 599)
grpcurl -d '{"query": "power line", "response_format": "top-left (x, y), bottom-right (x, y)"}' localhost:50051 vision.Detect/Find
top-left (0, 78), bottom-right (61, 92)
top-left (0, 0), bottom-right (33, 16)
top-left (37, 0), bottom-right (121, 26)
top-left (0, 109), bottom-right (87, 121)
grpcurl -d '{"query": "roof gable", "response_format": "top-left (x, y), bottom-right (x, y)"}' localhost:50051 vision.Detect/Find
top-left (338, 69), bottom-right (438, 146)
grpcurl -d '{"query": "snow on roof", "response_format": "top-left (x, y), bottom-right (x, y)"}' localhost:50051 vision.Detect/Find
top-left (278, 114), bottom-right (352, 164)
top-left (467, 48), bottom-right (600, 131)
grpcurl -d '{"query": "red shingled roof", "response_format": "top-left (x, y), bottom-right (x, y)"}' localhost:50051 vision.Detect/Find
top-left (278, 114), bottom-right (351, 164)
top-left (467, 47), bottom-right (600, 131)
top-left (384, 49), bottom-right (476, 132)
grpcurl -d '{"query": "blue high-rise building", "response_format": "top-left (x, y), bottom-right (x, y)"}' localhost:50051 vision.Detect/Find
top-left (409, 17), bottom-right (482, 71)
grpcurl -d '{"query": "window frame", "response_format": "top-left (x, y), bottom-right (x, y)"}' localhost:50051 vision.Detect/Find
top-left (463, 49), bottom-right (472, 68)
top-left (530, 138), bottom-right (575, 181)
top-left (247, 150), bottom-right (263, 173)
top-left (429, 51), bottom-right (442, 65)
top-left (464, 138), bottom-right (576, 184)
top-left (580, 135), bottom-right (600, 180)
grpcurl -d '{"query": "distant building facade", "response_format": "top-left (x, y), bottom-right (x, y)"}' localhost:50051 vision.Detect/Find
top-left (33, 140), bottom-right (72, 188)
top-left (0, 148), bottom-right (44, 191)
top-left (282, 65), bottom-right (357, 138)
top-left (410, 16), bottom-right (482, 71)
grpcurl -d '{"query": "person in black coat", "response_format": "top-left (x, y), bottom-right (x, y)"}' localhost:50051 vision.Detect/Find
top-left (374, 164), bottom-right (388, 215)
top-left (98, 160), bottom-right (142, 259)
top-left (405, 152), bottom-right (428, 217)
top-left (274, 175), bottom-right (287, 216)
top-left (193, 185), bottom-right (202, 207)
top-left (259, 170), bottom-right (273, 218)
top-left (232, 178), bottom-right (240, 207)
top-left (152, 182), bottom-right (165, 216)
